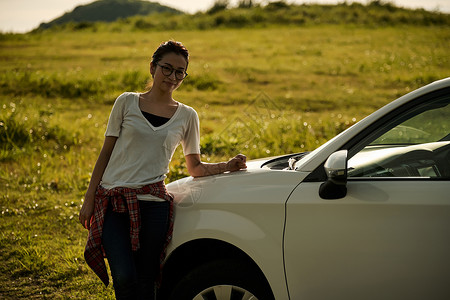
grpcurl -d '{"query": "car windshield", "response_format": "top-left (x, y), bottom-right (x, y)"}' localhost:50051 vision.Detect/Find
top-left (370, 101), bottom-right (450, 146)
top-left (348, 95), bottom-right (450, 178)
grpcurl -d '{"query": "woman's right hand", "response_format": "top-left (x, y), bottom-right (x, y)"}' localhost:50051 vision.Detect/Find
top-left (79, 194), bottom-right (95, 230)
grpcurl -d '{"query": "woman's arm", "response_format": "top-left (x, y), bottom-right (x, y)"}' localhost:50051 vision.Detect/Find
top-left (185, 153), bottom-right (247, 178)
top-left (79, 136), bottom-right (117, 229)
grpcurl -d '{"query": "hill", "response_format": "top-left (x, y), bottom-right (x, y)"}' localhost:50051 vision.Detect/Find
top-left (35, 0), bottom-right (450, 33)
top-left (37, 0), bottom-right (182, 30)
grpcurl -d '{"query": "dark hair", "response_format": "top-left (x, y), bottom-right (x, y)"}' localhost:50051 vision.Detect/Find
top-left (151, 40), bottom-right (189, 69)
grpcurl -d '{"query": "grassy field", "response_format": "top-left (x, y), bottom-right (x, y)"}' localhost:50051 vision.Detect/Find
top-left (1, 20), bottom-right (449, 298)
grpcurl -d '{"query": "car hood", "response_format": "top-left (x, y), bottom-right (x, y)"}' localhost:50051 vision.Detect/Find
top-left (166, 154), bottom-right (308, 207)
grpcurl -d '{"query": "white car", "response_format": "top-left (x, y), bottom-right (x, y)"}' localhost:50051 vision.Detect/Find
top-left (158, 78), bottom-right (450, 300)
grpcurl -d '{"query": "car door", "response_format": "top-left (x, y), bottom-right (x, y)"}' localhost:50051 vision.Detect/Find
top-left (284, 90), bottom-right (450, 300)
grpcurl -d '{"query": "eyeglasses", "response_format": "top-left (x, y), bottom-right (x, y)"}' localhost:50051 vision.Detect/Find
top-left (156, 63), bottom-right (188, 80)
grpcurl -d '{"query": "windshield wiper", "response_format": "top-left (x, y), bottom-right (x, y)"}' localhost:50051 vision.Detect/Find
top-left (287, 152), bottom-right (310, 170)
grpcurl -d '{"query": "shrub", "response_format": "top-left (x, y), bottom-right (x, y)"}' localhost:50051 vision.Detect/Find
top-left (0, 109), bottom-right (75, 161)
top-left (182, 73), bottom-right (222, 91)
top-left (134, 19), bottom-right (155, 29)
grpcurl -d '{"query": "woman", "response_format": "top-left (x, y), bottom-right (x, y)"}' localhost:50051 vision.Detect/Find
top-left (79, 40), bottom-right (246, 299)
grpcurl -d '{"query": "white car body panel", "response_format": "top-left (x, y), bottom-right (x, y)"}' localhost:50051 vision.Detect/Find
top-left (285, 180), bottom-right (450, 299)
top-left (165, 78), bottom-right (450, 299)
top-left (167, 169), bottom-right (308, 300)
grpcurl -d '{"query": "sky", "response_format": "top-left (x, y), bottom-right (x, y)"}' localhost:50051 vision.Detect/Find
top-left (0, 0), bottom-right (449, 33)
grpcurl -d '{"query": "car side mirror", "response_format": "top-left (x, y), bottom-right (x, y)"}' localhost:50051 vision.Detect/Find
top-left (319, 150), bottom-right (348, 199)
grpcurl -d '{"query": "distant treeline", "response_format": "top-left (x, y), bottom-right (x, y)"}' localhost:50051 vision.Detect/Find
top-left (33, 0), bottom-right (449, 33)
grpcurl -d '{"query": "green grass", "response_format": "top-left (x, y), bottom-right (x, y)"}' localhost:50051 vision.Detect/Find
top-left (1, 19), bottom-right (449, 299)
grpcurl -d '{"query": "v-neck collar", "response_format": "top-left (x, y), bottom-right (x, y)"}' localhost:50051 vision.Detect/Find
top-left (135, 93), bottom-right (180, 131)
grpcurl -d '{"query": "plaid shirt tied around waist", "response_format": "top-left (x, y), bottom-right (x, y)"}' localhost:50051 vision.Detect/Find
top-left (83, 181), bottom-right (174, 286)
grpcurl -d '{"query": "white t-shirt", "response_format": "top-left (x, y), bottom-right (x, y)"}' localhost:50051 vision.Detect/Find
top-left (100, 92), bottom-right (200, 199)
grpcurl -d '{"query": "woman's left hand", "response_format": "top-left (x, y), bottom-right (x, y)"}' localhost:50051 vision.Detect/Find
top-left (226, 154), bottom-right (247, 172)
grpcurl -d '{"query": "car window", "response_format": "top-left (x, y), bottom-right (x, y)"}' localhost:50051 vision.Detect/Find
top-left (348, 94), bottom-right (450, 178)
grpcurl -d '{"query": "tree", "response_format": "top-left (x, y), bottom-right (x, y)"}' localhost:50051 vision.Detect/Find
top-left (238, 0), bottom-right (255, 9)
top-left (207, 0), bottom-right (230, 14)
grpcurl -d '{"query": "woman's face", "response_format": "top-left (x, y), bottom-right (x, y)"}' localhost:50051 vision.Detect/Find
top-left (150, 52), bottom-right (188, 94)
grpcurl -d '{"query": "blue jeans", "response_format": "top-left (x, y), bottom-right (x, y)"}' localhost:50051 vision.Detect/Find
top-left (102, 200), bottom-right (170, 300)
